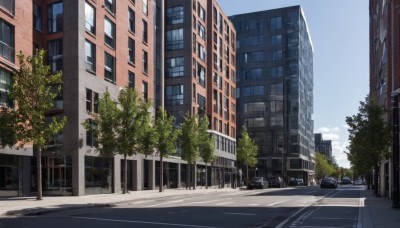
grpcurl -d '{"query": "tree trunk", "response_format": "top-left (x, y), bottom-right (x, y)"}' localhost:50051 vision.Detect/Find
top-left (367, 171), bottom-right (372, 190)
top-left (374, 164), bottom-right (379, 196)
top-left (123, 154), bottom-right (127, 194)
top-left (193, 163), bottom-right (196, 190)
top-left (187, 163), bottom-right (191, 190)
top-left (159, 155), bottom-right (163, 192)
top-left (37, 147), bottom-right (43, 200)
top-left (205, 163), bottom-right (208, 189)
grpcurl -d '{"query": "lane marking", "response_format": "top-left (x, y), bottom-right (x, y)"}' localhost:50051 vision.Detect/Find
top-left (248, 204), bottom-right (259, 206)
top-left (185, 199), bottom-right (221, 205)
top-left (72, 216), bottom-right (221, 228)
top-left (311, 217), bottom-right (354, 220)
top-left (131, 200), bottom-right (154, 205)
top-left (145, 200), bottom-right (183, 207)
top-left (215, 202), bottom-right (233, 206)
top-left (267, 200), bottom-right (286, 206)
top-left (224, 212), bottom-right (256, 216)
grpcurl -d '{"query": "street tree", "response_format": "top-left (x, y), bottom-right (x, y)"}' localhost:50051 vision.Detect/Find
top-left (180, 112), bottom-right (199, 190)
top-left (236, 126), bottom-right (258, 181)
top-left (0, 107), bottom-right (17, 148)
top-left (315, 152), bottom-right (334, 181)
top-left (198, 115), bottom-right (215, 189)
top-left (346, 95), bottom-right (391, 195)
top-left (154, 107), bottom-right (180, 192)
top-left (10, 50), bottom-right (67, 200)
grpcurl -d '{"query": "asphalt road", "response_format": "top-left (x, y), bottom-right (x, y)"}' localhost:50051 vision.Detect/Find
top-left (0, 185), bottom-right (365, 228)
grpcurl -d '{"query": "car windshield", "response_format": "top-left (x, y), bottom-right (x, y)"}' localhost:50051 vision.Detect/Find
top-left (323, 177), bottom-right (334, 181)
top-left (251, 177), bottom-right (262, 181)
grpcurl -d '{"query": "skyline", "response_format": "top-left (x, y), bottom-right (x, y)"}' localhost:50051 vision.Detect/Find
top-left (218, 0), bottom-right (370, 168)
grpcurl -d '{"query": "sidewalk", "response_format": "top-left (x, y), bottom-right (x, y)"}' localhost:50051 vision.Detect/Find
top-left (359, 190), bottom-right (400, 228)
top-left (0, 187), bottom-right (239, 217)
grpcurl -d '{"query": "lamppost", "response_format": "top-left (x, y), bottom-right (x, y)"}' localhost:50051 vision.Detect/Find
top-left (391, 89), bottom-right (400, 208)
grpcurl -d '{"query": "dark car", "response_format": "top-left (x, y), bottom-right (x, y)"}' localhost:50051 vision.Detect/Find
top-left (268, 176), bottom-right (283, 188)
top-left (289, 178), bottom-right (304, 186)
top-left (341, 178), bottom-right (352, 185)
top-left (247, 177), bottom-right (268, 189)
top-left (320, 177), bottom-right (338, 188)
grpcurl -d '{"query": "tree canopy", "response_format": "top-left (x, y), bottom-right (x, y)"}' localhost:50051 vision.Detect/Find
top-left (198, 115), bottom-right (216, 189)
top-left (236, 126), bottom-right (258, 179)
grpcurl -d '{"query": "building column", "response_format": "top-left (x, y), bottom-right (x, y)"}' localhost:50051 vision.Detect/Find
top-left (133, 159), bottom-right (143, 191)
top-left (177, 163), bottom-right (181, 188)
top-left (148, 159), bottom-right (155, 190)
top-left (114, 155), bottom-right (121, 193)
top-left (72, 150), bottom-right (85, 196)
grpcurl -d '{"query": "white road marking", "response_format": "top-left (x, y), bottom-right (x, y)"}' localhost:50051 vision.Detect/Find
top-left (72, 216), bottom-right (221, 228)
top-left (131, 200), bottom-right (154, 205)
top-left (224, 212), bottom-right (256, 216)
top-left (145, 200), bottom-right (183, 207)
top-left (215, 202), bottom-right (233, 206)
top-left (248, 204), bottom-right (259, 206)
top-left (267, 200), bottom-right (286, 206)
top-left (185, 199), bottom-right (221, 205)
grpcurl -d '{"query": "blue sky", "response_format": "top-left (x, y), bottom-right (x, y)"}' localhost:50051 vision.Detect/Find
top-left (217, 0), bottom-right (369, 168)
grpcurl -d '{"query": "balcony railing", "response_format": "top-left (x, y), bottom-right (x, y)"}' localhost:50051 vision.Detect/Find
top-left (0, 0), bottom-right (14, 15)
top-left (0, 41), bottom-right (14, 63)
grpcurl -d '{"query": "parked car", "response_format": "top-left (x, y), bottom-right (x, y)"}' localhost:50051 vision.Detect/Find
top-left (320, 177), bottom-right (338, 188)
top-left (247, 177), bottom-right (268, 189)
top-left (353, 179), bottom-right (363, 185)
top-left (341, 178), bottom-right (352, 185)
top-left (268, 176), bottom-right (283, 188)
top-left (289, 178), bottom-right (304, 186)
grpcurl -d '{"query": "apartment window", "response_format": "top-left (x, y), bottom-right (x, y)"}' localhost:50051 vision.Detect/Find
top-left (128, 71), bottom-right (135, 88)
top-left (244, 52), bottom-right (264, 63)
top-left (166, 85), bottom-right (184, 106)
top-left (271, 17), bottom-right (282, 30)
top-left (272, 50), bottom-right (283, 61)
top-left (198, 23), bottom-right (205, 40)
top-left (104, 0), bottom-right (115, 13)
top-left (48, 39), bottom-right (63, 73)
top-left (33, 3), bottom-right (42, 31)
top-left (270, 66), bottom-right (283, 77)
top-left (197, 94), bottom-right (205, 111)
top-left (0, 0), bottom-right (14, 15)
top-left (166, 28), bottom-right (183, 50)
top-left (128, 38), bottom-right (135, 64)
top-left (128, 8), bottom-right (135, 33)
top-left (197, 65), bottom-right (205, 87)
top-left (166, 57), bottom-right (184, 77)
top-left (85, 2), bottom-right (95, 34)
top-left (243, 68), bottom-right (262, 80)
top-left (166, 5), bottom-right (183, 24)
top-left (0, 19), bottom-right (14, 62)
top-left (86, 89), bottom-right (99, 113)
top-left (142, 0), bottom-right (148, 15)
top-left (197, 43), bottom-right (205, 61)
top-left (270, 100), bottom-right (284, 112)
top-left (0, 68), bottom-right (12, 107)
top-left (142, 81), bottom-right (148, 102)
top-left (198, 4), bottom-right (205, 21)
top-left (271, 35), bottom-right (282, 45)
top-left (142, 50), bottom-right (148, 74)
top-left (104, 17), bottom-right (115, 48)
top-left (47, 2), bottom-right (63, 33)
top-left (104, 52), bottom-right (115, 83)
top-left (86, 119), bottom-right (97, 147)
top-left (85, 40), bottom-right (95, 72)
top-left (270, 116), bottom-right (283, 127)
top-left (242, 86), bottom-right (264, 96)
top-left (142, 20), bottom-right (148, 43)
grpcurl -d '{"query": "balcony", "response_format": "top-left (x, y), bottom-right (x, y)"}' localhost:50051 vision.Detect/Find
top-left (0, 41), bottom-right (14, 63)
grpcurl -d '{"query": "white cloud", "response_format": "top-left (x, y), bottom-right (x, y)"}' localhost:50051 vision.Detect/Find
top-left (316, 126), bottom-right (351, 168)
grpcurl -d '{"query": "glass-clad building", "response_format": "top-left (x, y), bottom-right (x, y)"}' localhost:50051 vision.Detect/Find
top-left (230, 6), bottom-right (315, 185)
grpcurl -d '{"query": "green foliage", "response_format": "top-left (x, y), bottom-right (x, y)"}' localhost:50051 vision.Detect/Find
top-left (198, 115), bottom-right (216, 165)
top-left (236, 126), bottom-right (258, 168)
top-left (11, 50), bottom-right (67, 148)
top-left (179, 112), bottom-right (199, 165)
top-left (315, 152), bottom-right (334, 181)
top-left (154, 107), bottom-right (180, 158)
top-left (0, 107), bottom-right (17, 148)
top-left (345, 95), bottom-right (391, 175)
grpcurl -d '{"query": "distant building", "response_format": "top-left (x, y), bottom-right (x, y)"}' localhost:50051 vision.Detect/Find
top-left (314, 133), bottom-right (333, 163)
top-left (230, 6), bottom-right (315, 186)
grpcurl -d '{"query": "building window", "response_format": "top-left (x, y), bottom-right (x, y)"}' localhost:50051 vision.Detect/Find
top-left (272, 50), bottom-right (283, 61)
top-left (128, 8), bottom-right (135, 33)
top-left (166, 5), bottom-right (183, 24)
top-left (85, 1), bottom-right (95, 34)
top-left (242, 86), bottom-right (264, 96)
top-left (104, 0), bottom-right (115, 13)
top-left (0, 19), bottom-right (14, 62)
top-left (128, 38), bottom-right (135, 64)
top-left (86, 120), bottom-right (98, 147)
top-left (198, 23), bottom-right (205, 40)
top-left (0, 68), bottom-right (12, 108)
top-left (142, 20), bottom-right (148, 43)
top-left (86, 89), bottom-right (99, 113)
top-left (142, 0), bottom-right (148, 15)
top-left (128, 71), bottom-right (135, 88)
top-left (244, 51), bottom-right (264, 63)
top-left (142, 50), bottom-right (148, 74)
top-left (48, 39), bottom-right (63, 73)
top-left (142, 81), bottom-right (148, 101)
top-left (197, 65), bottom-right (205, 87)
top-left (271, 34), bottom-right (282, 45)
top-left (197, 43), bottom-right (205, 61)
top-left (33, 3), bottom-right (42, 31)
top-left (166, 57), bottom-right (184, 77)
top-left (166, 85), bottom-right (184, 106)
top-left (85, 40), bottom-right (95, 72)
top-left (197, 94), bottom-right (205, 111)
top-left (104, 17), bottom-right (115, 48)
top-left (270, 66), bottom-right (283, 77)
top-left (271, 16), bottom-right (282, 30)
top-left (47, 2), bottom-right (63, 33)
top-left (198, 4), bottom-right (205, 21)
top-left (0, 0), bottom-right (14, 15)
top-left (166, 28), bottom-right (184, 50)
top-left (104, 52), bottom-right (115, 83)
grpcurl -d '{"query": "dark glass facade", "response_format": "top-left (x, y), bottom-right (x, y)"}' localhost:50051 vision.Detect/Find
top-left (231, 6), bottom-right (314, 185)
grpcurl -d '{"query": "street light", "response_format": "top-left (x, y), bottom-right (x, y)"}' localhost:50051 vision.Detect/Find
top-left (391, 89), bottom-right (400, 208)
